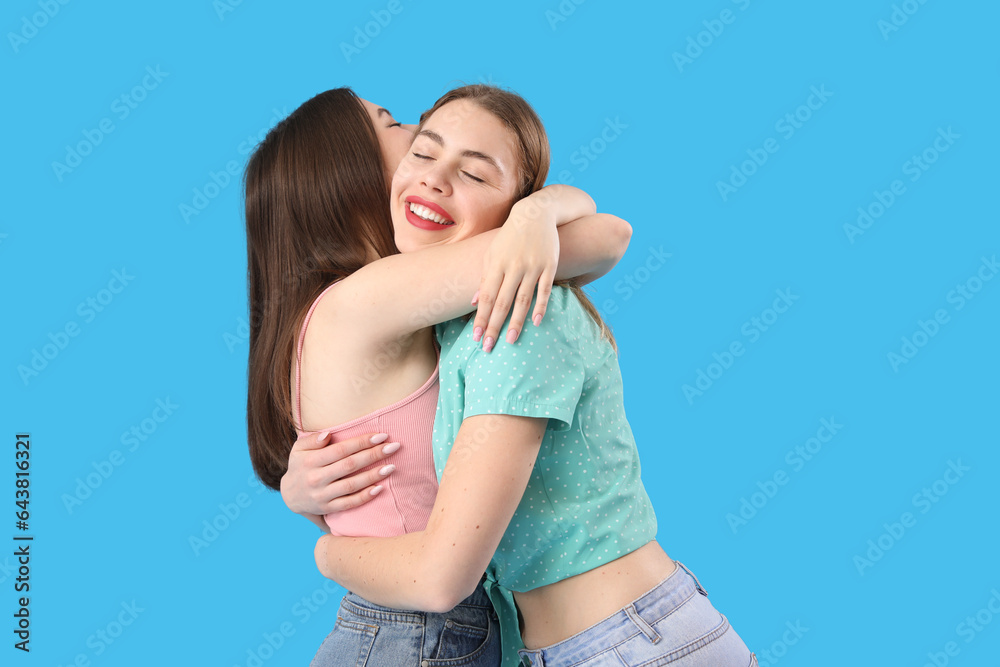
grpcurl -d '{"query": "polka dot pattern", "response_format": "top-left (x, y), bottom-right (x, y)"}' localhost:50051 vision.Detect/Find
top-left (432, 287), bottom-right (658, 645)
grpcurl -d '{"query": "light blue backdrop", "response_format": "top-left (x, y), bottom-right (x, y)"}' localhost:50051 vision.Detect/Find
top-left (3, 1), bottom-right (998, 665)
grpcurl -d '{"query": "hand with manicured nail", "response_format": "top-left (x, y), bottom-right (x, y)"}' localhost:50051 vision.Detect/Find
top-left (471, 185), bottom-right (603, 352)
top-left (472, 197), bottom-right (559, 352)
top-left (280, 431), bottom-right (400, 519)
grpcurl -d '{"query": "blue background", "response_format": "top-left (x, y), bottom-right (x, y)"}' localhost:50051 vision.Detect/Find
top-left (3, 1), bottom-right (998, 665)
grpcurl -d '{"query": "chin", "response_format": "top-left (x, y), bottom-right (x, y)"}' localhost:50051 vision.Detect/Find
top-left (394, 235), bottom-right (419, 255)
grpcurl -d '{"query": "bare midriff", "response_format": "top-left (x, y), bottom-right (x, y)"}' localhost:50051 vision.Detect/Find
top-left (514, 541), bottom-right (676, 650)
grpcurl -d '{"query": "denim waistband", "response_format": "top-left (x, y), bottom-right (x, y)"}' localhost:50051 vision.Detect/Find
top-left (341, 579), bottom-right (494, 624)
top-left (518, 561), bottom-right (711, 665)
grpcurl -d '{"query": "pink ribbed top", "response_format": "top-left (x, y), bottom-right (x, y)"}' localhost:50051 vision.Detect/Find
top-left (294, 283), bottom-right (439, 537)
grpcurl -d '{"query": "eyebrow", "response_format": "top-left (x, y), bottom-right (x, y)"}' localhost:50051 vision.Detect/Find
top-left (377, 108), bottom-right (393, 119)
top-left (417, 129), bottom-right (503, 174)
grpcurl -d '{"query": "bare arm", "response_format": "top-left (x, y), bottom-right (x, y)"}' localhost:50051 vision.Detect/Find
top-left (330, 185), bottom-right (628, 352)
top-left (314, 414), bottom-right (546, 612)
top-left (472, 185), bottom-right (631, 349)
top-left (556, 213), bottom-right (632, 285)
top-left (282, 187), bottom-right (630, 518)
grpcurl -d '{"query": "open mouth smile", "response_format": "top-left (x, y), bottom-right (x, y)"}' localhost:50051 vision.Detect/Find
top-left (404, 196), bottom-right (455, 230)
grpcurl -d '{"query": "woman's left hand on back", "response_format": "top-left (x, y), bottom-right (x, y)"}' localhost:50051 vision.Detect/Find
top-left (281, 431), bottom-right (400, 517)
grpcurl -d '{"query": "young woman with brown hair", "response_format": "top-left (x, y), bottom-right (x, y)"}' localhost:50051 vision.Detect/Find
top-left (244, 85), bottom-right (631, 666)
top-left (300, 86), bottom-right (757, 666)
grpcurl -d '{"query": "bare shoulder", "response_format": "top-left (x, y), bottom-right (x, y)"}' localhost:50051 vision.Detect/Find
top-left (294, 282), bottom-right (363, 429)
top-left (307, 273), bottom-right (389, 350)
top-left (296, 279), bottom-right (434, 431)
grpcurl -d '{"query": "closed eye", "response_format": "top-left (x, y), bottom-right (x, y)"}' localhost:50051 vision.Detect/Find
top-left (412, 152), bottom-right (432, 160)
top-left (463, 171), bottom-right (486, 183)
top-left (388, 122), bottom-right (402, 128)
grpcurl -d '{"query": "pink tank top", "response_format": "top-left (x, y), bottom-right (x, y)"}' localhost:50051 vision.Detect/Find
top-left (294, 283), bottom-right (439, 537)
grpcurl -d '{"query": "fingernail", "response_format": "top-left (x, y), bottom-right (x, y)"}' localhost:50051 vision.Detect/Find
top-left (317, 431), bottom-right (330, 443)
top-left (369, 485), bottom-right (384, 497)
top-left (379, 465), bottom-right (396, 476)
top-left (471, 289), bottom-right (479, 305)
top-left (533, 314), bottom-right (542, 327)
top-left (382, 442), bottom-right (400, 455)
top-left (506, 328), bottom-right (518, 344)
top-left (370, 433), bottom-right (389, 444)
top-left (483, 336), bottom-right (495, 353)
top-left (473, 326), bottom-right (483, 342)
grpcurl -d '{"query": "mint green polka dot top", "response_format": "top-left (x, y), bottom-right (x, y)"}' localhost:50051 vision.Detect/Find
top-left (433, 286), bottom-right (657, 666)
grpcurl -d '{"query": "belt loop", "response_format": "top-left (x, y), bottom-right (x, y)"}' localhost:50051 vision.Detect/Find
top-left (519, 650), bottom-right (543, 667)
top-left (625, 603), bottom-right (662, 644)
top-left (675, 561), bottom-right (708, 596)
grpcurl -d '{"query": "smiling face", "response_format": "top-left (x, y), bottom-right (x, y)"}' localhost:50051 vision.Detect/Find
top-left (359, 98), bottom-right (416, 179)
top-left (390, 99), bottom-right (521, 253)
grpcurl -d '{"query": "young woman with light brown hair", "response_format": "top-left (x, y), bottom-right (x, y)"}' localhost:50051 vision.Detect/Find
top-left (282, 85), bottom-right (756, 666)
top-left (245, 85), bottom-right (631, 666)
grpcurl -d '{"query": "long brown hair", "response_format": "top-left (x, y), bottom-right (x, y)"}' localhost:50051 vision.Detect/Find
top-left (422, 84), bottom-right (616, 350)
top-left (244, 88), bottom-right (397, 491)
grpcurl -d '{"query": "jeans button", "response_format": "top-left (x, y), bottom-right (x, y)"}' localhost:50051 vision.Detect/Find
top-left (445, 620), bottom-right (454, 628)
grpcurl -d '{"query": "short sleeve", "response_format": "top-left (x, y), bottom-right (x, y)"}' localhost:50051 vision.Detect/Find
top-left (461, 289), bottom-right (587, 432)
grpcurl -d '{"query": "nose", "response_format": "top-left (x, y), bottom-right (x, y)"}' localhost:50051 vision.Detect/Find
top-left (420, 159), bottom-right (452, 196)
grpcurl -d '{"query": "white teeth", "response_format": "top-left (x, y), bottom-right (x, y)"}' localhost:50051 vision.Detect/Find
top-left (408, 202), bottom-right (452, 225)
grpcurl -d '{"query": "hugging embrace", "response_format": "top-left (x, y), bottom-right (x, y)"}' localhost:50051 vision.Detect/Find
top-left (244, 84), bottom-right (754, 667)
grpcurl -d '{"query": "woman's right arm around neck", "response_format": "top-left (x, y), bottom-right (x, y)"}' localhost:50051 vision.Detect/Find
top-left (329, 185), bottom-right (631, 354)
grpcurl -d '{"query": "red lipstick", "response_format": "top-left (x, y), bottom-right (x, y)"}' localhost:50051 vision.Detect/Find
top-left (403, 196), bottom-right (455, 231)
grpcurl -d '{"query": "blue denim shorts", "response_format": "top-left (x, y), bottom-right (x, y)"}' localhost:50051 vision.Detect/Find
top-left (517, 562), bottom-right (755, 667)
top-left (310, 583), bottom-right (501, 667)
